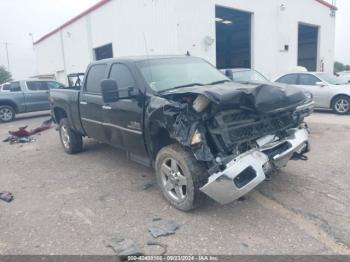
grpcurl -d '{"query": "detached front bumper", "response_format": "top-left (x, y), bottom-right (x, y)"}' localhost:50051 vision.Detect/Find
top-left (200, 127), bottom-right (309, 204)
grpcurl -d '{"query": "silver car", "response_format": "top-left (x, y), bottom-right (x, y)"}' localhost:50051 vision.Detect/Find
top-left (274, 72), bottom-right (350, 115)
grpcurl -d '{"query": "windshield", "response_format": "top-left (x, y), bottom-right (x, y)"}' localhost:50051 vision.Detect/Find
top-left (137, 57), bottom-right (229, 92)
top-left (315, 73), bottom-right (349, 85)
top-left (232, 70), bottom-right (269, 82)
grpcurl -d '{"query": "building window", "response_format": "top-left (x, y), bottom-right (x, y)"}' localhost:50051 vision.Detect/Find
top-left (94, 43), bottom-right (113, 61)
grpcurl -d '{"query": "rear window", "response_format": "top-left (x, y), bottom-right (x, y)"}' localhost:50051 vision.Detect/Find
top-left (2, 84), bottom-right (10, 91)
top-left (85, 64), bottom-right (107, 94)
top-left (27, 81), bottom-right (49, 91)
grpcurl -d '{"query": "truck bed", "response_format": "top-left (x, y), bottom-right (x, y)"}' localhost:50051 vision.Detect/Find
top-left (50, 89), bottom-right (85, 134)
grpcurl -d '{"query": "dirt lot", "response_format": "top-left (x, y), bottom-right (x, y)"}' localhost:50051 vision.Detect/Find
top-left (0, 111), bottom-right (350, 255)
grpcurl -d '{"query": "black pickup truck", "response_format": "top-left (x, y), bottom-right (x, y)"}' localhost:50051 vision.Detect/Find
top-left (50, 56), bottom-right (314, 211)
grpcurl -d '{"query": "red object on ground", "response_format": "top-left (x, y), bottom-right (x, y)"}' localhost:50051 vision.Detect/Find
top-left (9, 126), bottom-right (31, 137)
top-left (8, 119), bottom-right (53, 138)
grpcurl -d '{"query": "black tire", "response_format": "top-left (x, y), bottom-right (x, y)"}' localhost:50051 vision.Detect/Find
top-left (155, 144), bottom-right (208, 211)
top-left (332, 95), bottom-right (350, 115)
top-left (0, 105), bottom-right (15, 122)
top-left (59, 118), bottom-right (83, 154)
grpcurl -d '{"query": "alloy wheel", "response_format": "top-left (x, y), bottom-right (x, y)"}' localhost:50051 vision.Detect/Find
top-left (160, 157), bottom-right (188, 202)
top-left (0, 108), bottom-right (13, 121)
top-left (60, 125), bottom-right (70, 149)
top-left (335, 98), bottom-right (350, 113)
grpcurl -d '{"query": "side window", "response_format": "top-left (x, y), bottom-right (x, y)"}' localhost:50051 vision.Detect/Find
top-left (298, 74), bottom-right (320, 86)
top-left (9, 82), bottom-right (21, 92)
top-left (85, 64), bottom-right (107, 94)
top-left (2, 84), bottom-right (10, 91)
top-left (276, 74), bottom-right (298, 85)
top-left (27, 81), bottom-right (49, 91)
top-left (109, 64), bottom-right (136, 90)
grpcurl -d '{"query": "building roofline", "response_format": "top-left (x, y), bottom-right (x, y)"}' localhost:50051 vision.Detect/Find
top-left (315, 0), bottom-right (338, 10)
top-left (34, 0), bottom-right (337, 46)
top-left (33, 0), bottom-right (111, 45)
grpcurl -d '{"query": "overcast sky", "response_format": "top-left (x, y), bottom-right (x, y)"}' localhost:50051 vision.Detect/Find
top-left (0, 0), bottom-right (349, 80)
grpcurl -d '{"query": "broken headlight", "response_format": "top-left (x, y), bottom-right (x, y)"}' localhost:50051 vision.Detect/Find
top-left (191, 129), bottom-right (202, 145)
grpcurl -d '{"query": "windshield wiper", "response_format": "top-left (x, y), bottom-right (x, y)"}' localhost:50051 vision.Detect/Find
top-left (207, 80), bottom-right (230, 85)
top-left (159, 83), bottom-right (204, 93)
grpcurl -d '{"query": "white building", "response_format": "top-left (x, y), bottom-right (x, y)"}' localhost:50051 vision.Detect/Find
top-left (34, 0), bottom-right (337, 84)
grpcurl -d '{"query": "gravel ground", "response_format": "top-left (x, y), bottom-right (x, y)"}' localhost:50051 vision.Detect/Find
top-left (0, 111), bottom-right (349, 255)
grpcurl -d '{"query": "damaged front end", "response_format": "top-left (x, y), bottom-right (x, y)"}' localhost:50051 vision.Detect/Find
top-left (149, 82), bottom-right (314, 204)
top-left (200, 127), bottom-right (309, 204)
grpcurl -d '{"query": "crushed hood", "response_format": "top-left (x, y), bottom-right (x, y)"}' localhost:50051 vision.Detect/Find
top-left (161, 82), bottom-right (307, 113)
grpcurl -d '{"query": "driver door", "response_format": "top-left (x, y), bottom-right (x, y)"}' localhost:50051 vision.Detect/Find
top-left (102, 63), bottom-right (147, 157)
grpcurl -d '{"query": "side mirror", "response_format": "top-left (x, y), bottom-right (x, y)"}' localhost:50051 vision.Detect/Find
top-left (225, 70), bottom-right (234, 80)
top-left (316, 81), bottom-right (326, 87)
top-left (101, 79), bottom-right (119, 103)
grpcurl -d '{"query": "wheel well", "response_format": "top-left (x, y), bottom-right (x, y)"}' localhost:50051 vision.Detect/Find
top-left (330, 94), bottom-right (350, 108)
top-left (0, 100), bottom-right (18, 113)
top-left (54, 107), bottom-right (67, 123)
top-left (150, 127), bottom-right (177, 160)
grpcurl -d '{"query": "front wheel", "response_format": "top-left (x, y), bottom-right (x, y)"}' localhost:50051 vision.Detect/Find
top-left (59, 118), bottom-right (83, 154)
top-left (155, 144), bottom-right (208, 211)
top-left (332, 95), bottom-right (350, 115)
top-left (0, 105), bottom-right (15, 122)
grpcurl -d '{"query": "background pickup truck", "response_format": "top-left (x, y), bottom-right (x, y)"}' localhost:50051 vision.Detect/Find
top-left (50, 56), bottom-right (314, 211)
top-left (0, 79), bottom-right (65, 122)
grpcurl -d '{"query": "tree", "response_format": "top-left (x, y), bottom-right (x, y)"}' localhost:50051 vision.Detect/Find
top-left (334, 61), bottom-right (350, 73)
top-left (0, 66), bottom-right (12, 84)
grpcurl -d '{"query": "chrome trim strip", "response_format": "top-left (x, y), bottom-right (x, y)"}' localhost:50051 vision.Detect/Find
top-left (81, 118), bottom-right (101, 125)
top-left (102, 105), bottom-right (112, 110)
top-left (81, 118), bottom-right (142, 135)
top-left (103, 122), bottom-right (142, 135)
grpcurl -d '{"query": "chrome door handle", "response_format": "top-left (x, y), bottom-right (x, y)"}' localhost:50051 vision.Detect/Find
top-left (80, 101), bottom-right (88, 105)
top-left (102, 105), bottom-right (112, 110)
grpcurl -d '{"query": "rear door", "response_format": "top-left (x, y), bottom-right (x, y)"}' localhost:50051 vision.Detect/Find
top-left (103, 63), bottom-right (147, 156)
top-left (80, 63), bottom-right (107, 142)
top-left (25, 81), bottom-right (50, 111)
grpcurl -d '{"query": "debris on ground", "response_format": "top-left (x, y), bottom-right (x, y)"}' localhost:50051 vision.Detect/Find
top-left (0, 191), bottom-right (14, 203)
top-left (104, 235), bottom-right (143, 259)
top-left (2, 118), bottom-right (53, 144)
top-left (148, 219), bottom-right (179, 238)
top-left (142, 181), bottom-right (156, 190)
top-left (145, 241), bottom-right (168, 255)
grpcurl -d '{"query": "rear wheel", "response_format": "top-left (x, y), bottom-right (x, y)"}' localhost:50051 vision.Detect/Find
top-left (332, 95), bottom-right (350, 115)
top-left (155, 144), bottom-right (208, 211)
top-left (0, 105), bottom-right (15, 122)
top-left (59, 118), bottom-right (83, 154)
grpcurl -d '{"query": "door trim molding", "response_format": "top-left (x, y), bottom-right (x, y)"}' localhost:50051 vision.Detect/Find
top-left (81, 117), bottom-right (142, 135)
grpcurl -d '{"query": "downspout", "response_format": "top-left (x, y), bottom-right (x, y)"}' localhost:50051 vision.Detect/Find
top-left (59, 30), bottom-right (67, 78)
